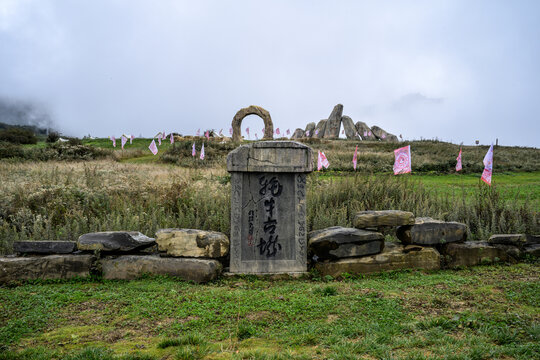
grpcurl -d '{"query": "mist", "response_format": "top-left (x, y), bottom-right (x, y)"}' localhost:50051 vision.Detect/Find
top-left (0, 0), bottom-right (538, 147)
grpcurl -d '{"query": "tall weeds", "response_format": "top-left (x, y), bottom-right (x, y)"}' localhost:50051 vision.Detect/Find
top-left (0, 160), bottom-right (537, 254)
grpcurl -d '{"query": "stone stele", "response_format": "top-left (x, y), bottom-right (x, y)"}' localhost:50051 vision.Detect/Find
top-left (227, 141), bottom-right (313, 274)
top-left (155, 229), bottom-right (229, 258)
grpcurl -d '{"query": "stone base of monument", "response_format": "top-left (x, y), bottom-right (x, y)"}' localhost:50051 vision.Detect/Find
top-left (222, 271), bottom-right (309, 279)
top-left (396, 218), bottom-right (467, 246)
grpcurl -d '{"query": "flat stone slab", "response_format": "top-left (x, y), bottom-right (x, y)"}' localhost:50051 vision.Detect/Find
top-left (353, 210), bottom-right (415, 229)
top-left (315, 243), bottom-right (440, 277)
top-left (100, 255), bottom-right (222, 283)
top-left (524, 244), bottom-right (540, 257)
top-left (397, 218), bottom-right (467, 245)
top-left (77, 231), bottom-right (155, 252)
top-left (0, 255), bottom-right (93, 283)
top-left (156, 229), bottom-right (229, 258)
top-left (13, 241), bottom-right (76, 254)
top-left (308, 226), bottom-right (384, 260)
top-left (488, 234), bottom-right (527, 247)
top-left (443, 242), bottom-right (512, 268)
top-left (227, 141), bottom-right (313, 173)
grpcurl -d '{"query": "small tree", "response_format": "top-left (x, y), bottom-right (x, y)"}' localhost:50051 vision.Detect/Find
top-left (0, 128), bottom-right (38, 144)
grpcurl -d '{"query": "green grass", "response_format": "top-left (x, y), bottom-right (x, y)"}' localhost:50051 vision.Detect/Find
top-left (1, 263), bottom-right (539, 359)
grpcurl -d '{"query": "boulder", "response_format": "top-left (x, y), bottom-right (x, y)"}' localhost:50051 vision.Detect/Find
top-left (313, 120), bottom-right (327, 138)
top-left (488, 234), bottom-right (527, 247)
top-left (396, 218), bottom-right (467, 245)
top-left (491, 244), bottom-right (522, 259)
top-left (526, 234), bottom-right (540, 245)
top-left (156, 229), bottom-right (229, 258)
top-left (323, 104), bottom-right (343, 139)
top-left (315, 243), bottom-right (440, 276)
top-left (0, 255), bottom-right (94, 283)
top-left (341, 116), bottom-right (359, 139)
top-left (355, 121), bottom-right (377, 140)
top-left (100, 255), bottom-right (222, 283)
top-left (291, 128), bottom-right (305, 139)
top-left (77, 231), bottom-right (155, 252)
top-left (353, 210), bottom-right (415, 229)
top-left (308, 226), bottom-right (384, 260)
top-left (13, 241), bottom-right (76, 254)
top-left (371, 126), bottom-right (398, 142)
top-left (443, 242), bottom-right (512, 268)
top-left (304, 122), bottom-right (316, 138)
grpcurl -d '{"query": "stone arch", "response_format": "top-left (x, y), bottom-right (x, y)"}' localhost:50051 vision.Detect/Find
top-left (232, 105), bottom-right (273, 142)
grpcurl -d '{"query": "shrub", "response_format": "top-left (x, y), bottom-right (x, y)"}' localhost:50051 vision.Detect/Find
top-left (0, 128), bottom-right (37, 144)
top-left (46, 132), bottom-right (60, 143)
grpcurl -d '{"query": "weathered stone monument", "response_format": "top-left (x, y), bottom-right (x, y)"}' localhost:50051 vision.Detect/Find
top-left (227, 141), bottom-right (313, 273)
top-left (232, 105), bottom-right (273, 142)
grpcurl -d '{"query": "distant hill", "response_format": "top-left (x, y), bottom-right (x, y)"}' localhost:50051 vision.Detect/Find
top-left (0, 122), bottom-right (48, 136)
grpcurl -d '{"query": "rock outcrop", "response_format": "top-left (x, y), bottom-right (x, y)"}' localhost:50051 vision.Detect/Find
top-left (308, 226), bottom-right (384, 260)
top-left (77, 231), bottom-right (155, 252)
top-left (353, 210), bottom-right (415, 229)
top-left (341, 116), bottom-right (359, 139)
top-left (291, 128), bottom-right (305, 139)
top-left (371, 126), bottom-right (398, 142)
top-left (313, 120), bottom-right (327, 138)
top-left (156, 229), bottom-right (229, 258)
top-left (304, 122), bottom-right (315, 138)
top-left (323, 104), bottom-right (343, 139)
top-left (355, 121), bottom-right (377, 140)
top-left (315, 242), bottom-right (440, 276)
top-left (397, 218), bottom-right (467, 246)
top-left (100, 255), bottom-right (222, 283)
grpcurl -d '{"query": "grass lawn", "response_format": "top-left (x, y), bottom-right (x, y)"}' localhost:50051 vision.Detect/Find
top-left (1, 263), bottom-right (539, 359)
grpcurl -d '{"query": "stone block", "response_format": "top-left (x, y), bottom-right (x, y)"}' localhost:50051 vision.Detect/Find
top-left (156, 229), bottom-right (229, 258)
top-left (353, 210), bottom-right (415, 229)
top-left (13, 241), bottom-right (76, 254)
top-left (397, 218), bottom-right (467, 245)
top-left (488, 234), bottom-right (527, 247)
top-left (341, 116), bottom-right (358, 139)
top-left (100, 255), bottom-right (221, 283)
top-left (443, 242), bottom-right (512, 268)
top-left (315, 243), bottom-right (440, 277)
top-left (308, 226), bottom-right (384, 260)
top-left (0, 255), bottom-right (93, 283)
top-left (323, 104), bottom-right (343, 139)
top-left (77, 231), bottom-right (155, 252)
top-left (313, 120), bottom-right (327, 138)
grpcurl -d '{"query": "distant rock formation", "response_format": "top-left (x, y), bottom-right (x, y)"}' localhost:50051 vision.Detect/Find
top-left (288, 104), bottom-right (399, 142)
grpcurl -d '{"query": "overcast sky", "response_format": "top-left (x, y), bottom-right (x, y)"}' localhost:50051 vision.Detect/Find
top-left (1, 0), bottom-right (539, 146)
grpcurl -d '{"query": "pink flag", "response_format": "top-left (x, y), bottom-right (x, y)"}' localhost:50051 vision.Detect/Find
top-left (262, 127), bottom-right (265, 134)
top-left (130, 135), bottom-right (134, 144)
top-left (341, 129), bottom-right (345, 135)
top-left (456, 148), bottom-right (462, 172)
top-left (192, 142), bottom-right (196, 156)
top-left (393, 145), bottom-right (411, 175)
top-left (276, 128), bottom-right (280, 135)
top-left (170, 133), bottom-right (174, 144)
top-left (200, 143), bottom-right (205, 160)
top-left (368, 131), bottom-right (372, 136)
top-left (317, 151), bottom-right (329, 170)
top-left (196, 129), bottom-right (200, 136)
top-left (246, 127), bottom-right (250, 137)
top-left (306, 130), bottom-right (310, 137)
top-left (229, 127), bottom-right (232, 135)
top-left (353, 145), bottom-right (358, 171)
top-left (112, 136), bottom-right (116, 147)
top-left (382, 133), bottom-right (386, 139)
top-left (481, 144), bottom-right (494, 185)
top-left (158, 135), bottom-right (161, 146)
top-left (315, 129), bottom-right (319, 136)
top-left (286, 129), bottom-right (290, 135)
top-left (205, 130), bottom-right (209, 140)
top-left (364, 131), bottom-right (367, 137)
top-left (148, 139), bottom-right (158, 155)
top-left (121, 135), bottom-right (127, 149)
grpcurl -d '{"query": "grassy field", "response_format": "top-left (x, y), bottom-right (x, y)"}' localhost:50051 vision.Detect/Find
top-left (1, 264), bottom-right (539, 359)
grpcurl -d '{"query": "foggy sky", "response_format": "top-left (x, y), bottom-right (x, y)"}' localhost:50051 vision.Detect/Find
top-left (1, 0), bottom-right (539, 147)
